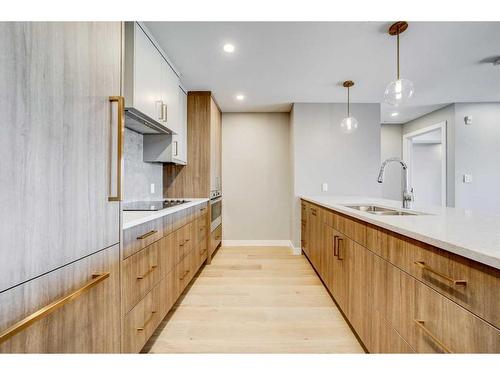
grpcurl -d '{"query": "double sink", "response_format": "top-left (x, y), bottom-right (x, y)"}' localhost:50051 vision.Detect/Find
top-left (344, 205), bottom-right (426, 216)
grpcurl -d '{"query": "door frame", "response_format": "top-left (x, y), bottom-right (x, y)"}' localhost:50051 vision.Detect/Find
top-left (402, 121), bottom-right (447, 207)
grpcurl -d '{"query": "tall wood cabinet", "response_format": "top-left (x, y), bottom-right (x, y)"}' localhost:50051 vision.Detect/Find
top-left (164, 92), bottom-right (222, 263)
top-left (0, 22), bottom-right (122, 352)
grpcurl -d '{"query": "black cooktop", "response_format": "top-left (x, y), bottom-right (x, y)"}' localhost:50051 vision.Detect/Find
top-left (122, 200), bottom-right (189, 211)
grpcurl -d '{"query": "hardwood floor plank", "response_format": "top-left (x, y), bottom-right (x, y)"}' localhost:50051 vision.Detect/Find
top-left (144, 246), bottom-right (363, 353)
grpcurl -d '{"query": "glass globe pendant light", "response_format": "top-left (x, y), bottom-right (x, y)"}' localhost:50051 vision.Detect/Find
top-left (340, 80), bottom-right (358, 134)
top-left (384, 21), bottom-right (414, 106)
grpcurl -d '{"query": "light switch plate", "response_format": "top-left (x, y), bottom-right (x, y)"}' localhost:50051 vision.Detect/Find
top-left (322, 182), bottom-right (328, 192)
top-left (463, 173), bottom-right (472, 183)
top-left (150, 183), bottom-right (155, 194)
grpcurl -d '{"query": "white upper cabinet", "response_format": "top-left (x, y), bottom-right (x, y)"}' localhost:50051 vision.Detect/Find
top-left (124, 22), bottom-right (181, 135)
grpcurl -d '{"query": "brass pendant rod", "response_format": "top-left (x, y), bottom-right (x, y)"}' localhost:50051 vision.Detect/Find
top-left (347, 87), bottom-right (350, 117)
top-left (397, 30), bottom-right (400, 79)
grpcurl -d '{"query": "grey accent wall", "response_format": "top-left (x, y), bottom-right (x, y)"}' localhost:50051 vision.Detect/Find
top-left (221, 113), bottom-right (292, 241)
top-left (454, 102), bottom-right (500, 213)
top-left (123, 128), bottom-right (163, 202)
top-left (290, 103), bottom-right (382, 248)
top-left (380, 124), bottom-right (403, 200)
top-left (403, 104), bottom-right (455, 206)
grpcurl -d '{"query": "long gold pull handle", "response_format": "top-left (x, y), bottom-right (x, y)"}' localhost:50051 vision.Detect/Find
top-left (0, 273), bottom-right (110, 344)
top-left (200, 247), bottom-right (207, 255)
top-left (108, 96), bottom-right (124, 202)
top-left (179, 270), bottom-right (190, 281)
top-left (337, 238), bottom-right (344, 260)
top-left (333, 235), bottom-right (339, 257)
top-left (137, 311), bottom-right (157, 332)
top-left (136, 265), bottom-right (158, 280)
top-left (414, 319), bottom-right (452, 353)
top-left (414, 261), bottom-right (467, 286)
top-left (136, 230), bottom-right (158, 240)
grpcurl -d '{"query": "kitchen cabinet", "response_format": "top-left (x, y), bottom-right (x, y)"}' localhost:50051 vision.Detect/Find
top-left (301, 198), bottom-right (500, 353)
top-left (124, 22), bottom-right (181, 135)
top-left (164, 92), bottom-right (222, 264)
top-left (0, 245), bottom-right (121, 353)
top-left (143, 86), bottom-right (188, 164)
top-left (121, 202), bottom-right (209, 353)
top-left (0, 22), bottom-right (122, 293)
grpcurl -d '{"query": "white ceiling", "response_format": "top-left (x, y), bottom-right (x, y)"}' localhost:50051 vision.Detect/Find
top-left (145, 21), bottom-right (500, 123)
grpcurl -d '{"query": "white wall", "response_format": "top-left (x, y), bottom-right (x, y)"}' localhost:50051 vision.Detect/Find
top-left (290, 103), bottom-right (382, 248)
top-left (403, 104), bottom-right (455, 206)
top-left (412, 143), bottom-right (443, 207)
top-left (221, 113), bottom-right (291, 243)
top-left (380, 124), bottom-right (402, 200)
top-left (454, 103), bottom-right (500, 213)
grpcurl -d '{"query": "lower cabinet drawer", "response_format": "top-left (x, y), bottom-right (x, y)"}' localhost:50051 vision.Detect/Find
top-left (174, 223), bottom-right (192, 264)
top-left (122, 240), bottom-right (161, 314)
top-left (370, 310), bottom-right (415, 353)
top-left (175, 251), bottom-right (193, 293)
top-left (160, 269), bottom-right (177, 318)
top-left (123, 219), bottom-right (163, 259)
top-left (210, 224), bottom-right (222, 256)
top-left (410, 279), bottom-right (500, 353)
top-left (196, 203), bottom-right (208, 219)
top-left (195, 214), bottom-right (208, 245)
top-left (0, 244), bottom-right (120, 353)
top-left (371, 228), bottom-right (500, 328)
top-left (160, 233), bottom-right (176, 277)
top-left (123, 282), bottom-right (163, 353)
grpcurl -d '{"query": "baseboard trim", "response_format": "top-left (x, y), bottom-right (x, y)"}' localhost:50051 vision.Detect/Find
top-left (222, 240), bottom-right (290, 247)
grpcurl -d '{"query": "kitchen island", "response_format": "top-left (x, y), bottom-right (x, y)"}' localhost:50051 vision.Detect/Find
top-left (300, 196), bottom-right (500, 353)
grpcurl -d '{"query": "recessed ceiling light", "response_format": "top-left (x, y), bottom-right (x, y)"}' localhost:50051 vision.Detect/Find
top-left (236, 94), bottom-right (245, 101)
top-left (391, 112), bottom-right (399, 117)
top-left (223, 43), bottom-right (235, 53)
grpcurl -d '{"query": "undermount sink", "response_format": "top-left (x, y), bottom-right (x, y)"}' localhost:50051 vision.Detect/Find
top-left (344, 205), bottom-right (423, 216)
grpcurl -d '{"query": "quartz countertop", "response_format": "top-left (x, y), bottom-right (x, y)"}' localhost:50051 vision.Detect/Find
top-left (122, 198), bottom-right (209, 230)
top-left (300, 195), bottom-right (500, 270)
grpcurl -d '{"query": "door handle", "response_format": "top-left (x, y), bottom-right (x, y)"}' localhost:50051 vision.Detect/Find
top-left (337, 237), bottom-right (344, 260)
top-left (333, 235), bottom-right (339, 256)
top-left (108, 96), bottom-right (124, 202)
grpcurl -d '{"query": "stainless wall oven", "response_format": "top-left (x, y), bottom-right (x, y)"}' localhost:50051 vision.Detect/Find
top-left (210, 190), bottom-right (222, 232)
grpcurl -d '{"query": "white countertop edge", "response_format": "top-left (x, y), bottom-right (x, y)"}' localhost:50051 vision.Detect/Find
top-left (122, 198), bottom-right (209, 230)
top-left (300, 196), bottom-right (500, 270)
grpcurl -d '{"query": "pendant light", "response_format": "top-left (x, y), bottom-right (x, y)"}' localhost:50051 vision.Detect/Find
top-left (340, 80), bottom-right (358, 134)
top-left (384, 21), bottom-right (414, 106)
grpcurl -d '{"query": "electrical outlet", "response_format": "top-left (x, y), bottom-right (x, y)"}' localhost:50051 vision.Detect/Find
top-left (322, 182), bottom-right (328, 192)
top-left (463, 173), bottom-right (472, 183)
top-left (150, 183), bottom-right (155, 194)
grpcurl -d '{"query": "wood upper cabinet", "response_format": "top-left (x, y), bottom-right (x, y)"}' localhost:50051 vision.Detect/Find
top-left (0, 22), bottom-right (122, 292)
top-left (0, 245), bottom-right (121, 353)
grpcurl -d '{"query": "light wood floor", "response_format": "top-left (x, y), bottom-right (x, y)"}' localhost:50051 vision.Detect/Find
top-left (143, 246), bottom-right (364, 353)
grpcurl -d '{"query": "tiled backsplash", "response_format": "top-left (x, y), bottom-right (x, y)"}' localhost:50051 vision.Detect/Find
top-left (123, 128), bottom-right (163, 202)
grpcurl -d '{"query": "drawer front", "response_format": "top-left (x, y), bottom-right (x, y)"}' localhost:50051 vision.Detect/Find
top-left (160, 233), bottom-right (176, 277)
top-left (195, 214), bottom-right (208, 245)
top-left (122, 240), bottom-right (161, 314)
top-left (172, 209), bottom-right (187, 232)
top-left (175, 252), bottom-right (193, 294)
top-left (163, 213), bottom-right (173, 236)
top-left (197, 240), bottom-right (208, 270)
top-left (123, 282), bottom-right (162, 353)
top-left (123, 219), bottom-right (163, 259)
top-left (210, 224), bottom-right (222, 256)
top-left (372, 228), bottom-right (500, 328)
top-left (196, 203), bottom-right (208, 219)
top-left (411, 278), bottom-right (500, 353)
top-left (174, 223), bottom-right (193, 264)
top-left (0, 245), bottom-right (120, 353)
top-left (160, 269), bottom-right (177, 318)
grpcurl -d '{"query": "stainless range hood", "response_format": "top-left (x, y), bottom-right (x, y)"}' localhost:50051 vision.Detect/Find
top-left (124, 107), bottom-right (172, 135)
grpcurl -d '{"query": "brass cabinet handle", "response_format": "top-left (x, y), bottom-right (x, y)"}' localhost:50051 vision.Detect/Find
top-left (414, 319), bottom-right (452, 353)
top-left (0, 272), bottom-right (110, 344)
top-left (136, 265), bottom-right (158, 280)
top-left (184, 238), bottom-right (190, 243)
top-left (414, 261), bottom-right (467, 286)
top-left (108, 96), bottom-right (124, 202)
top-left (179, 270), bottom-right (190, 281)
top-left (200, 248), bottom-right (207, 255)
top-left (136, 230), bottom-right (158, 240)
top-left (199, 227), bottom-right (205, 231)
top-left (333, 235), bottom-right (339, 257)
top-left (310, 208), bottom-right (317, 216)
top-left (137, 311), bottom-right (157, 332)
top-left (200, 207), bottom-right (206, 212)
top-left (337, 237), bottom-right (344, 260)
